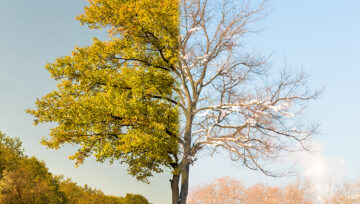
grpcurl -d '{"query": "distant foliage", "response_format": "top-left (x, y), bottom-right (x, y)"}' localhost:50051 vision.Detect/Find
top-left (119, 193), bottom-right (151, 204)
top-left (0, 131), bottom-right (64, 203)
top-left (187, 177), bottom-right (244, 203)
top-left (0, 131), bottom-right (150, 204)
top-left (188, 176), bottom-right (360, 203)
top-left (187, 177), bottom-right (314, 204)
top-left (327, 179), bottom-right (360, 204)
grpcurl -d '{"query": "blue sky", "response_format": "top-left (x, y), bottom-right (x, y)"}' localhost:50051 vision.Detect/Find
top-left (0, 0), bottom-right (359, 203)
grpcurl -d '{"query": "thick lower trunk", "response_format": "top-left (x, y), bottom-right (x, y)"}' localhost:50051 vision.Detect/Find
top-left (170, 164), bottom-right (190, 204)
top-left (179, 164), bottom-right (190, 204)
top-left (171, 174), bottom-right (180, 204)
top-left (178, 114), bottom-right (192, 204)
top-left (171, 111), bottom-right (193, 204)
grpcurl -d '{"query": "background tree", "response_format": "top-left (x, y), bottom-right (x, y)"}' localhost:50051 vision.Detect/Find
top-left (282, 182), bottom-right (313, 204)
top-left (327, 178), bottom-right (360, 204)
top-left (0, 157), bottom-right (64, 204)
top-left (0, 131), bottom-right (23, 175)
top-left (187, 177), bottom-right (245, 204)
top-left (28, 0), bottom-right (318, 203)
top-left (0, 132), bottom-right (65, 203)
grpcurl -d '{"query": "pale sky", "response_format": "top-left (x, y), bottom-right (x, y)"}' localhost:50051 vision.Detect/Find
top-left (0, 1), bottom-right (359, 203)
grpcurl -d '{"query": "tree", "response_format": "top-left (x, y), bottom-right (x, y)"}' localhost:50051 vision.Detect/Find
top-left (282, 181), bottom-right (314, 204)
top-left (327, 178), bottom-right (360, 204)
top-left (0, 131), bottom-right (23, 176)
top-left (0, 157), bottom-right (64, 204)
top-left (0, 132), bottom-right (65, 203)
top-left (28, 0), bottom-right (318, 203)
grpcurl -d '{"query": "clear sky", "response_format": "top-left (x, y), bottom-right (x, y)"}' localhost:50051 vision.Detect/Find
top-left (0, 0), bottom-right (359, 203)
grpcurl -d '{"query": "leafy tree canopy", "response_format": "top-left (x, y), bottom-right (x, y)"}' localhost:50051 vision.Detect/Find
top-left (27, 0), bottom-right (180, 182)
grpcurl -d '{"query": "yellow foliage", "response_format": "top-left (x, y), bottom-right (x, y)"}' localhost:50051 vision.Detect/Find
top-left (27, 0), bottom-right (180, 182)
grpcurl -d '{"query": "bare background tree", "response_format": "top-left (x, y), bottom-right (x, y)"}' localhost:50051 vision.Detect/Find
top-left (172, 0), bottom-right (319, 203)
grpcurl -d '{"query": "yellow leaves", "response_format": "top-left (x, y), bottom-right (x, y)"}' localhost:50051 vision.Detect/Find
top-left (28, 0), bottom-right (180, 183)
top-left (77, 0), bottom-right (180, 63)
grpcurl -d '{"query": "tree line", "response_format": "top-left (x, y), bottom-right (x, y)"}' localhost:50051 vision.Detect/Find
top-left (187, 177), bottom-right (360, 204)
top-left (0, 131), bottom-right (150, 204)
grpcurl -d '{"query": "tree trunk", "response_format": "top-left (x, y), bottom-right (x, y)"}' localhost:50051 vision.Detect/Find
top-left (171, 174), bottom-right (180, 204)
top-left (178, 112), bottom-right (193, 204)
top-left (179, 164), bottom-right (190, 204)
top-left (172, 110), bottom-right (193, 204)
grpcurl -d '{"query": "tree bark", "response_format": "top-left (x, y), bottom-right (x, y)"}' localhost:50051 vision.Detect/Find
top-left (178, 112), bottom-right (193, 204)
top-left (179, 164), bottom-right (190, 204)
top-left (171, 174), bottom-right (180, 204)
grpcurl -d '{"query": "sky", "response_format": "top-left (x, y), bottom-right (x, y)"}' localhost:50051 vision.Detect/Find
top-left (0, 0), bottom-right (359, 203)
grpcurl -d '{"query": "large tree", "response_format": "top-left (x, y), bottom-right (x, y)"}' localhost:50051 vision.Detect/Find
top-left (28, 0), bottom-right (318, 203)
